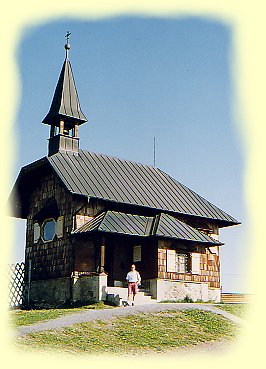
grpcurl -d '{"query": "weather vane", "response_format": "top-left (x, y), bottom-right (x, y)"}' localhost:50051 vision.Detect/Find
top-left (64, 31), bottom-right (71, 59)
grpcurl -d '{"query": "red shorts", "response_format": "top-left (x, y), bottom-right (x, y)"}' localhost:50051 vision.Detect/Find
top-left (128, 282), bottom-right (138, 295)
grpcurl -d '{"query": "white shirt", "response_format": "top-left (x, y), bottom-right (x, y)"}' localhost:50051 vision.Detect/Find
top-left (126, 270), bottom-right (141, 283)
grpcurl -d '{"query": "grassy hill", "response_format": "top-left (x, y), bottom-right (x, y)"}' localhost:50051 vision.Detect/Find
top-left (13, 305), bottom-right (243, 355)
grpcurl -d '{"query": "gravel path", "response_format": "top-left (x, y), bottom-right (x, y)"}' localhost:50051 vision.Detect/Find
top-left (15, 303), bottom-right (244, 337)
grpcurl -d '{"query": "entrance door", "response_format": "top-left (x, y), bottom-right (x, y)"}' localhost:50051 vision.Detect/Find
top-left (105, 240), bottom-right (133, 286)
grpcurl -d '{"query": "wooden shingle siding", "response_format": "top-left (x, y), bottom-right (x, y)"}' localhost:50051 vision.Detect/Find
top-left (158, 240), bottom-right (220, 288)
top-left (25, 172), bottom-right (87, 281)
top-left (74, 238), bottom-right (96, 272)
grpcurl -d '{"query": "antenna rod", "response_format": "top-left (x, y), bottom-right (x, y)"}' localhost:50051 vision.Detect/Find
top-left (153, 137), bottom-right (156, 167)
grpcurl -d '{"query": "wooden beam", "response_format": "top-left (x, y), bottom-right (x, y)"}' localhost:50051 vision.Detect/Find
top-left (59, 120), bottom-right (64, 134)
top-left (100, 236), bottom-right (105, 273)
top-left (74, 124), bottom-right (79, 138)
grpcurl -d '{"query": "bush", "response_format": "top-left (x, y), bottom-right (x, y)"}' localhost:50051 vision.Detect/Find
top-left (183, 295), bottom-right (194, 303)
top-left (160, 295), bottom-right (195, 303)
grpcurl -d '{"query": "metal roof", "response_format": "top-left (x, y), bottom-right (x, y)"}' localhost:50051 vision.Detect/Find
top-left (42, 59), bottom-right (87, 126)
top-left (156, 213), bottom-right (222, 244)
top-left (47, 150), bottom-right (239, 226)
top-left (73, 210), bottom-right (222, 245)
top-left (73, 211), bottom-right (152, 237)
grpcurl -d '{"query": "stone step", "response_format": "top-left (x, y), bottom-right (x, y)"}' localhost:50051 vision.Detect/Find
top-left (105, 286), bottom-right (156, 306)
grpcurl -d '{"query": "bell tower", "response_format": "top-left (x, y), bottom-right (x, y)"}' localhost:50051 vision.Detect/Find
top-left (42, 32), bottom-right (87, 156)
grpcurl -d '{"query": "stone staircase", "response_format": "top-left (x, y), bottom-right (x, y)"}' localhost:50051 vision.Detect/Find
top-left (105, 286), bottom-right (156, 306)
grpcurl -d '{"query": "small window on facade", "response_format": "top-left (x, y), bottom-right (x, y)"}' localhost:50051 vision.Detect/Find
top-left (42, 219), bottom-right (56, 242)
top-left (167, 250), bottom-right (190, 273)
top-left (175, 253), bottom-right (189, 273)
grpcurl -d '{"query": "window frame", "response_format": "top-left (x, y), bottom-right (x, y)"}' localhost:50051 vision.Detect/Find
top-left (175, 252), bottom-right (189, 274)
top-left (41, 218), bottom-right (56, 242)
top-left (166, 249), bottom-right (191, 274)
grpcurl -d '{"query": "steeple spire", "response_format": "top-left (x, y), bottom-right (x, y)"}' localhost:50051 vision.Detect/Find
top-left (42, 33), bottom-right (87, 156)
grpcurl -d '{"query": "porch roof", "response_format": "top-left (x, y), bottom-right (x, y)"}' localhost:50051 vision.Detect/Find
top-left (72, 211), bottom-right (223, 246)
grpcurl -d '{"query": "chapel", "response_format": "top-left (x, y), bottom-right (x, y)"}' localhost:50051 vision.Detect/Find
top-left (10, 36), bottom-right (240, 306)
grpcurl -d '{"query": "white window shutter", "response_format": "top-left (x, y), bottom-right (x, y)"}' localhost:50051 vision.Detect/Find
top-left (33, 223), bottom-right (40, 243)
top-left (166, 250), bottom-right (176, 272)
top-left (55, 216), bottom-right (64, 238)
top-left (191, 253), bottom-right (201, 274)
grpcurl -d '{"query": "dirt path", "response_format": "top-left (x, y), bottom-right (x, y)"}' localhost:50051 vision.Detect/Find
top-left (14, 302), bottom-right (244, 337)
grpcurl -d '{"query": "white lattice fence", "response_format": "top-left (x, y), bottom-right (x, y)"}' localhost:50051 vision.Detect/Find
top-left (8, 262), bottom-right (26, 308)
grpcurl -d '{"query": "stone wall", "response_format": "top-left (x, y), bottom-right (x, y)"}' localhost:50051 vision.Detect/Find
top-left (28, 273), bottom-right (108, 306)
top-left (72, 273), bottom-right (107, 303)
top-left (149, 278), bottom-right (220, 303)
top-left (29, 277), bottom-right (71, 306)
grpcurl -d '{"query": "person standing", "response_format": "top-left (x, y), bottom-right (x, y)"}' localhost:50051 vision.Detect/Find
top-left (126, 264), bottom-right (141, 306)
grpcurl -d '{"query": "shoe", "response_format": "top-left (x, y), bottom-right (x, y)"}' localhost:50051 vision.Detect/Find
top-left (132, 302), bottom-right (134, 306)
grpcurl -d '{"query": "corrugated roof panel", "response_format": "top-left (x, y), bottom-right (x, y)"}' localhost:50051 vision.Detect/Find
top-left (55, 153), bottom-right (89, 194)
top-left (70, 153), bottom-right (114, 198)
top-left (102, 212), bottom-right (149, 236)
top-left (84, 151), bottom-right (134, 203)
top-left (159, 169), bottom-right (234, 222)
top-left (100, 154), bottom-right (149, 205)
top-left (79, 151), bottom-right (124, 201)
top-left (157, 169), bottom-right (220, 220)
top-left (73, 211), bottom-right (151, 237)
top-left (113, 157), bottom-right (163, 208)
top-left (156, 213), bottom-right (221, 244)
top-left (45, 149), bottom-right (239, 225)
top-left (141, 164), bottom-right (193, 213)
top-left (73, 210), bottom-right (221, 245)
top-left (48, 154), bottom-right (80, 193)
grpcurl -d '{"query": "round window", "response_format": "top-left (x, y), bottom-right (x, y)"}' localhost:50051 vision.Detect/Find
top-left (42, 219), bottom-right (56, 241)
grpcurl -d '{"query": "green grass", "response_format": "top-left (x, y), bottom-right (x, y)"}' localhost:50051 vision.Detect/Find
top-left (215, 303), bottom-right (249, 318)
top-left (15, 309), bottom-right (241, 355)
top-left (10, 301), bottom-right (114, 327)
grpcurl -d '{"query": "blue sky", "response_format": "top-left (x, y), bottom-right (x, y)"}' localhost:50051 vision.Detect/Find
top-left (11, 16), bottom-right (247, 292)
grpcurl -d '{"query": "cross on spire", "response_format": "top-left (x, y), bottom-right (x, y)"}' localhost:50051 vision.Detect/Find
top-left (65, 31), bottom-right (71, 43)
top-left (64, 31), bottom-right (71, 59)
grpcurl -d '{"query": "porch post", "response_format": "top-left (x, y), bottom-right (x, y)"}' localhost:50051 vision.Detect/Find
top-left (59, 119), bottom-right (64, 134)
top-left (100, 236), bottom-right (106, 273)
